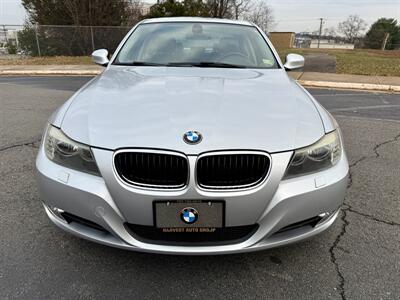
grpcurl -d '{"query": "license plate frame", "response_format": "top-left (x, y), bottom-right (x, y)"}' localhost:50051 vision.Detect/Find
top-left (153, 200), bottom-right (225, 229)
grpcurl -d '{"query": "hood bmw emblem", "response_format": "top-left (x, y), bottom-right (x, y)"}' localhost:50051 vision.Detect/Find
top-left (180, 207), bottom-right (199, 224)
top-left (183, 130), bottom-right (202, 145)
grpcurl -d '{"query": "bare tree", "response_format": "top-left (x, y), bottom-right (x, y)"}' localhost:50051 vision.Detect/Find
top-left (338, 15), bottom-right (367, 43)
top-left (323, 27), bottom-right (336, 37)
top-left (246, 1), bottom-right (275, 33)
top-left (231, 0), bottom-right (252, 20)
top-left (206, 0), bottom-right (233, 18)
top-left (62, 0), bottom-right (139, 26)
top-left (126, 0), bottom-right (145, 25)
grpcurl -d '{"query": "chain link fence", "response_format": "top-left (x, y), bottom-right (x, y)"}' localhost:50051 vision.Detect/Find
top-left (0, 24), bottom-right (132, 57)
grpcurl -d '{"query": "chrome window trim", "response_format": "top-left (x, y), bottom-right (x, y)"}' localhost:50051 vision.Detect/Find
top-left (112, 149), bottom-right (190, 191)
top-left (195, 150), bottom-right (272, 192)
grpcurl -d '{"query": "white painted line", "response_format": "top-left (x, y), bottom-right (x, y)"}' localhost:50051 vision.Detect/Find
top-left (330, 104), bottom-right (400, 112)
top-left (334, 115), bottom-right (400, 123)
top-left (313, 93), bottom-right (380, 97)
top-left (298, 80), bottom-right (400, 93)
top-left (0, 70), bottom-right (101, 76)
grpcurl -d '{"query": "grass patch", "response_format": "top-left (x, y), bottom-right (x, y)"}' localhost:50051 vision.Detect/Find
top-left (277, 48), bottom-right (400, 76)
top-left (335, 53), bottom-right (400, 76)
top-left (0, 56), bottom-right (92, 65)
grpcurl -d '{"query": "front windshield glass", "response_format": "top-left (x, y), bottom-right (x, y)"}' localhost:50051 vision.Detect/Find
top-left (114, 22), bottom-right (279, 69)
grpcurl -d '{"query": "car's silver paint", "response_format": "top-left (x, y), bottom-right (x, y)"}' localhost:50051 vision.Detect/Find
top-left (283, 54), bottom-right (305, 70)
top-left (141, 17), bottom-right (254, 27)
top-left (44, 202), bottom-right (341, 255)
top-left (294, 81), bottom-right (338, 133)
top-left (36, 141), bottom-right (348, 254)
top-left (49, 76), bottom-right (98, 127)
top-left (60, 67), bottom-right (325, 153)
top-left (93, 147), bottom-right (293, 226)
top-left (92, 49), bottom-right (109, 66)
top-left (37, 17), bottom-right (349, 254)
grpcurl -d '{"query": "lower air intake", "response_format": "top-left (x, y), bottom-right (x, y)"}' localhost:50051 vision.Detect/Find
top-left (125, 223), bottom-right (259, 246)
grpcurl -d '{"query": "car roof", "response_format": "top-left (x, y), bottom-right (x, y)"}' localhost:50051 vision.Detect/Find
top-left (140, 17), bottom-right (254, 27)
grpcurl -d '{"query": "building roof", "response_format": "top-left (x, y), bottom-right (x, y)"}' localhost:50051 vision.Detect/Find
top-left (269, 32), bottom-right (296, 34)
top-left (141, 17), bottom-right (253, 27)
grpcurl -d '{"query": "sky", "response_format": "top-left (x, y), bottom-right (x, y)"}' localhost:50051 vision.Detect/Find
top-left (0, 0), bottom-right (399, 33)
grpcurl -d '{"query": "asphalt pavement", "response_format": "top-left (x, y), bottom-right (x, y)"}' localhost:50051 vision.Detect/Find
top-left (0, 76), bottom-right (399, 299)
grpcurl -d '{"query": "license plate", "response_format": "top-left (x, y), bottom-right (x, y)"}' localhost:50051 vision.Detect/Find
top-left (154, 200), bottom-right (224, 228)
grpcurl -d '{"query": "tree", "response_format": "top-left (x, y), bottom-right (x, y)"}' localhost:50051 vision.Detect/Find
top-left (147, 0), bottom-right (185, 18)
top-left (364, 18), bottom-right (400, 50)
top-left (323, 27), bottom-right (336, 38)
top-left (206, 0), bottom-right (233, 18)
top-left (147, 0), bottom-right (254, 20)
top-left (147, 0), bottom-right (237, 18)
top-left (231, 0), bottom-right (252, 20)
top-left (127, 0), bottom-right (145, 25)
top-left (22, 0), bottom-right (137, 26)
top-left (245, 1), bottom-right (275, 33)
top-left (18, 26), bottom-right (38, 56)
top-left (147, 0), bottom-right (220, 18)
top-left (338, 15), bottom-right (367, 43)
top-left (20, 0), bottom-right (144, 56)
top-left (182, 0), bottom-right (210, 17)
top-left (17, 24), bottom-right (62, 56)
top-left (6, 41), bottom-right (17, 54)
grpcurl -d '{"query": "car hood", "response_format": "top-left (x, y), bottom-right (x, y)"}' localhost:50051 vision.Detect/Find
top-left (61, 67), bottom-right (324, 154)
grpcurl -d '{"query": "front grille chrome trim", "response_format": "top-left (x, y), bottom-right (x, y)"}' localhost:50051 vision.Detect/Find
top-left (112, 149), bottom-right (189, 191)
top-left (195, 150), bottom-right (272, 191)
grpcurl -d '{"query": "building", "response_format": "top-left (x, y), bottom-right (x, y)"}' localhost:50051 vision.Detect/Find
top-left (309, 39), bottom-right (354, 49)
top-left (268, 32), bottom-right (296, 49)
top-left (0, 28), bottom-right (19, 47)
top-left (294, 32), bottom-right (355, 49)
top-left (294, 36), bottom-right (311, 48)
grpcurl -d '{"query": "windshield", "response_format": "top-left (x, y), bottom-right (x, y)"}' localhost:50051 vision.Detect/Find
top-left (114, 22), bottom-right (279, 69)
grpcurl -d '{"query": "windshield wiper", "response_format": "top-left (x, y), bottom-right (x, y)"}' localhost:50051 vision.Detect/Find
top-left (131, 61), bottom-right (168, 66)
top-left (115, 61), bottom-right (247, 68)
top-left (114, 61), bottom-right (168, 66)
top-left (168, 62), bottom-right (247, 68)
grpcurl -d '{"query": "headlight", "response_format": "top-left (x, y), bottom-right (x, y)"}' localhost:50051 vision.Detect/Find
top-left (44, 125), bottom-right (101, 176)
top-left (284, 130), bottom-right (342, 179)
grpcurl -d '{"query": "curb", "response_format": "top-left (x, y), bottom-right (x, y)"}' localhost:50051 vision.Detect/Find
top-left (0, 70), bottom-right (100, 76)
top-left (298, 80), bottom-right (400, 92)
top-left (1, 70), bottom-right (399, 92)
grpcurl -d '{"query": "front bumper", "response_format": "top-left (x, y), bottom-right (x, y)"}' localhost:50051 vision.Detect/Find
top-left (36, 145), bottom-right (348, 255)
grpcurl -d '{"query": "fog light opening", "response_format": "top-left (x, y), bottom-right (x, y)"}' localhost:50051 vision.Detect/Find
top-left (45, 204), bottom-right (68, 224)
top-left (317, 208), bottom-right (339, 226)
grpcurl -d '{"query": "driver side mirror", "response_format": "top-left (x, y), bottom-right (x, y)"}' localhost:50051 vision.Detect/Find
top-left (92, 49), bottom-right (109, 67)
top-left (283, 54), bottom-right (304, 71)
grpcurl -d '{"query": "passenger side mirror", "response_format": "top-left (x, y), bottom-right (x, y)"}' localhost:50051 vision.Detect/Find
top-left (283, 54), bottom-right (305, 71)
top-left (92, 49), bottom-right (109, 67)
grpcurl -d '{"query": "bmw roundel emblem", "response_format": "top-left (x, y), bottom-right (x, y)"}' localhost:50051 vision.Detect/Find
top-left (180, 207), bottom-right (199, 224)
top-left (183, 130), bottom-right (202, 145)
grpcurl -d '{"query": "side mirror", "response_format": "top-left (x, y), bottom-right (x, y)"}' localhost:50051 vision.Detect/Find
top-left (92, 49), bottom-right (109, 67)
top-left (283, 54), bottom-right (304, 71)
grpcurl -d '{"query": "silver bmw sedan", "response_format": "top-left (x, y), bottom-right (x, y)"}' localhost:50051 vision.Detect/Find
top-left (36, 17), bottom-right (349, 254)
